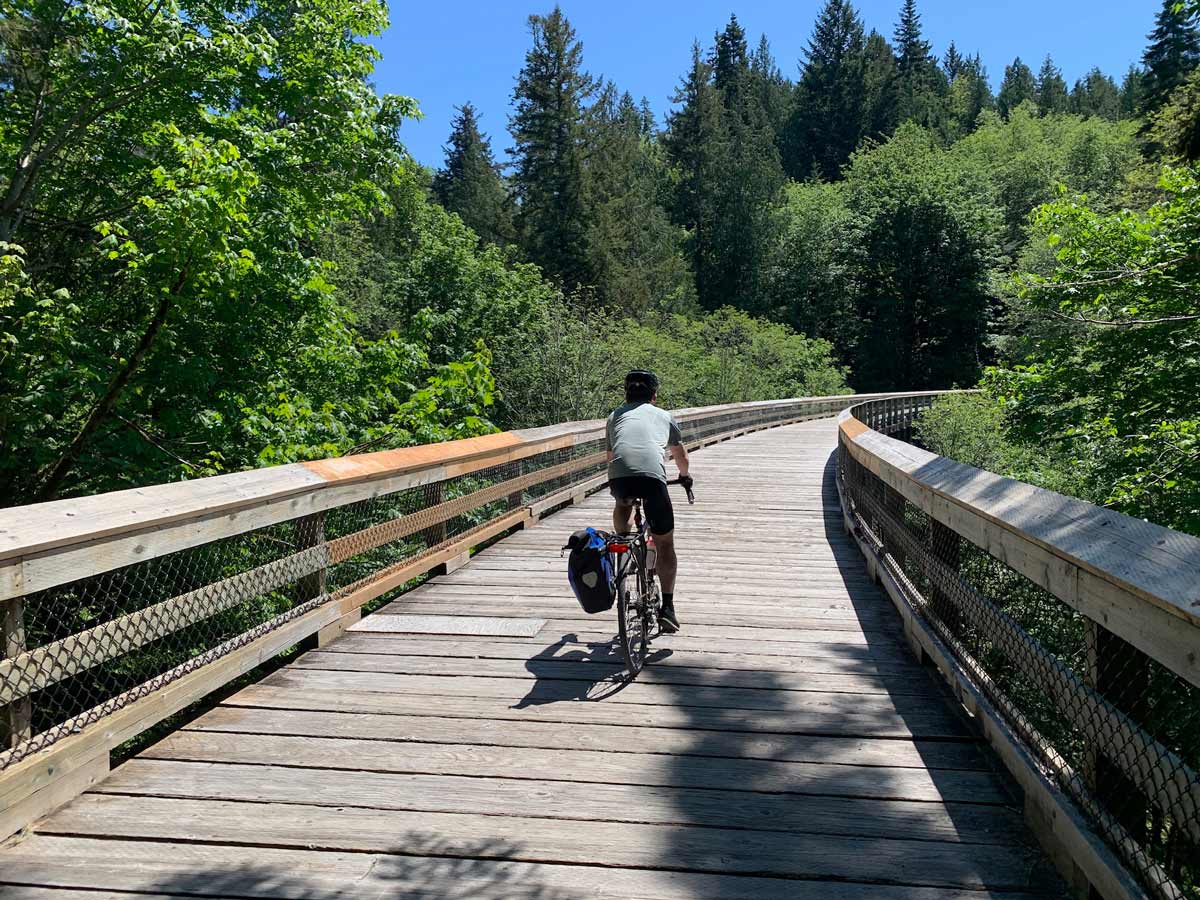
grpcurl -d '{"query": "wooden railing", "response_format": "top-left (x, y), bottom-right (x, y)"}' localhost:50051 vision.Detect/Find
top-left (837, 396), bottom-right (1200, 900)
top-left (0, 391), bottom-right (927, 841)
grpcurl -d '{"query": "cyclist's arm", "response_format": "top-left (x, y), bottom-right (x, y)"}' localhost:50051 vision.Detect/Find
top-left (668, 443), bottom-right (689, 478)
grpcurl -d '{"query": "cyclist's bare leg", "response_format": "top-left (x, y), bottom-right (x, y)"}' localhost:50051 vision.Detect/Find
top-left (654, 530), bottom-right (677, 594)
top-left (613, 498), bottom-right (635, 534)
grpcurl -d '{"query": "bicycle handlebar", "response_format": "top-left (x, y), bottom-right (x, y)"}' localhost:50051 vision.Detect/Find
top-left (666, 476), bottom-right (695, 505)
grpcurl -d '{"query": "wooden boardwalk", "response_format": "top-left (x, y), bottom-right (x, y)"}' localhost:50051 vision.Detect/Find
top-left (0, 420), bottom-right (1063, 900)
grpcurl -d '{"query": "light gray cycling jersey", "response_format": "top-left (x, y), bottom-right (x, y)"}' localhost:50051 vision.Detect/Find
top-left (606, 402), bottom-right (683, 483)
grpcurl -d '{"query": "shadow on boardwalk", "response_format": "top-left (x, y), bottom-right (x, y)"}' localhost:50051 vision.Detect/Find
top-left (641, 450), bottom-right (1063, 896)
top-left (139, 835), bottom-right (574, 900)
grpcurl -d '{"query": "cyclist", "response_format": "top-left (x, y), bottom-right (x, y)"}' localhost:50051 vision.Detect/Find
top-left (606, 369), bottom-right (692, 633)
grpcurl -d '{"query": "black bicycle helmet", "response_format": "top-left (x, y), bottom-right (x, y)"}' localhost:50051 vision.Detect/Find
top-left (624, 369), bottom-right (660, 392)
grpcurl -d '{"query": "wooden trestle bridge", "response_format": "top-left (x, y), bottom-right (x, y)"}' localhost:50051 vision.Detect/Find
top-left (0, 394), bottom-right (1196, 900)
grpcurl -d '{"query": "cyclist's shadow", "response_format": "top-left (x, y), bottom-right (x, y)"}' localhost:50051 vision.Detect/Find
top-left (511, 632), bottom-right (672, 708)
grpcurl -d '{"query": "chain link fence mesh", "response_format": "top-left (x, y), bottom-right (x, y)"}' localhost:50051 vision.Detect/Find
top-left (0, 398), bottom-right (845, 772)
top-left (839, 397), bottom-right (1200, 900)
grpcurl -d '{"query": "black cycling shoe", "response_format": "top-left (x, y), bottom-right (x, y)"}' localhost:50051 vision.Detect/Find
top-left (658, 601), bottom-right (680, 634)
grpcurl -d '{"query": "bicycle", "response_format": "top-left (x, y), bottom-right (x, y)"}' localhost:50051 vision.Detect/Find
top-left (606, 477), bottom-right (694, 675)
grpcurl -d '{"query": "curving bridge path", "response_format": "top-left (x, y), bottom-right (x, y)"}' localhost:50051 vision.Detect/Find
top-left (0, 420), bottom-right (1064, 899)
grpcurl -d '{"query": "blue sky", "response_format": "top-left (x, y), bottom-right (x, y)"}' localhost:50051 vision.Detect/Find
top-left (374, 1), bottom-right (1158, 169)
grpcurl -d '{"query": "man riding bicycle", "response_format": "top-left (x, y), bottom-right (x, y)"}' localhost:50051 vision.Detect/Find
top-left (606, 370), bottom-right (692, 633)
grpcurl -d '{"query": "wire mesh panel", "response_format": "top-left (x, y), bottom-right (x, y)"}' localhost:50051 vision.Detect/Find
top-left (839, 398), bottom-right (1200, 900)
top-left (0, 394), bottom-right (863, 777)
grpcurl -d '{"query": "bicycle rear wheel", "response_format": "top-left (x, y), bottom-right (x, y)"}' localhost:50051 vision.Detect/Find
top-left (617, 565), bottom-right (648, 674)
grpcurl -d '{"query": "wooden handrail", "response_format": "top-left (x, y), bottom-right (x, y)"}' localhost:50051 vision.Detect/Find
top-left (838, 402), bottom-right (1200, 689)
top-left (0, 392), bottom-right (929, 601)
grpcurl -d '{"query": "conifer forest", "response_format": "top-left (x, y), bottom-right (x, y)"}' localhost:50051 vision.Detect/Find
top-left (1, 0), bottom-right (1198, 535)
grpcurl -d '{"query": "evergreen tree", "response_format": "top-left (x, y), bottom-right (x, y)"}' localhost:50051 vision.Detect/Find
top-left (432, 103), bottom-right (513, 247)
top-left (1151, 67), bottom-right (1200, 160)
top-left (997, 57), bottom-right (1037, 118)
top-left (584, 85), bottom-right (695, 313)
top-left (785, 0), bottom-right (867, 181)
top-left (947, 54), bottom-right (994, 137)
top-left (862, 30), bottom-right (900, 140)
top-left (892, 0), bottom-right (948, 131)
top-left (666, 37), bottom-right (784, 311)
top-left (1120, 66), bottom-right (1147, 120)
top-left (1036, 55), bottom-right (1070, 116)
top-left (1142, 0), bottom-right (1200, 113)
top-left (712, 14), bottom-right (749, 98)
top-left (943, 41), bottom-right (965, 82)
top-left (1071, 68), bottom-right (1121, 120)
top-left (665, 44), bottom-right (728, 307)
top-left (639, 97), bottom-right (657, 137)
top-left (750, 35), bottom-right (791, 142)
top-left (509, 6), bottom-right (596, 290)
top-left (893, 0), bottom-right (931, 71)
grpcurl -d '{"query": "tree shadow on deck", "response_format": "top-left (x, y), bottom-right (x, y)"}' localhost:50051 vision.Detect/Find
top-left (637, 448), bottom-right (1064, 896)
top-left (141, 834), bottom-right (576, 899)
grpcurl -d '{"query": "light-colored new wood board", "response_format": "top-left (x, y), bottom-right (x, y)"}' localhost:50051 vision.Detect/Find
top-left (348, 614), bottom-right (547, 637)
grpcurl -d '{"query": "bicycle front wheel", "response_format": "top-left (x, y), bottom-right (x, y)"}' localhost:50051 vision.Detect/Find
top-left (617, 567), bottom-right (648, 675)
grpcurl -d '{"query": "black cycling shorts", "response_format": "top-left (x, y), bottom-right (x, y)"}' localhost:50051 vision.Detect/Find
top-left (609, 476), bottom-right (674, 535)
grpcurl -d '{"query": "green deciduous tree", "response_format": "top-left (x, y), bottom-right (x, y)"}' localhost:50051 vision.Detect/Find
top-left (509, 5), bottom-right (596, 290)
top-left (499, 303), bottom-right (849, 425)
top-left (952, 106), bottom-right (1140, 249)
top-left (842, 124), bottom-right (1001, 390)
top-left (760, 181), bottom-right (857, 350)
top-left (994, 167), bottom-right (1200, 533)
top-left (0, 0), bottom-right (413, 501)
top-left (947, 54), bottom-right (993, 139)
top-left (432, 103), bottom-right (514, 248)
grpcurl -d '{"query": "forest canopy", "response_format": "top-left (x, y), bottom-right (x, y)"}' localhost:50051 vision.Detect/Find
top-left (1, 0), bottom-right (1196, 537)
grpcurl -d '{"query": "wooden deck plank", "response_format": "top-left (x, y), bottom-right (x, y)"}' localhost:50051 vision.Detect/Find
top-left (139, 731), bottom-right (1016, 808)
top-left (183, 704), bottom-right (993, 770)
top-left (0, 419), bottom-right (1066, 898)
top-left (34, 795), bottom-right (1059, 892)
top-left (244, 671), bottom-right (971, 738)
top-left (317, 633), bottom-right (930, 675)
top-left (0, 835), bottom-right (1051, 900)
top-left (91, 756), bottom-right (1023, 845)
top-left (287, 649), bottom-right (945, 696)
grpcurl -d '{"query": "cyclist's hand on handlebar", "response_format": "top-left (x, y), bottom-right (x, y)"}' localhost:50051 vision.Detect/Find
top-left (678, 474), bottom-right (694, 490)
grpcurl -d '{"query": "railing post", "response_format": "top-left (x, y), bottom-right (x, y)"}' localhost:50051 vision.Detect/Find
top-left (882, 483), bottom-right (908, 574)
top-left (423, 481), bottom-right (448, 546)
top-left (928, 521), bottom-right (961, 634)
top-left (294, 512), bottom-right (332, 650)
top-left (507, 459), bottom-right (525, 512)
top-left (294, 512), bottom-right (328, 605)
top-left (1085, 622), bottom-right (1150, 842)
top-left (1, 595), bottom-right (34, 748)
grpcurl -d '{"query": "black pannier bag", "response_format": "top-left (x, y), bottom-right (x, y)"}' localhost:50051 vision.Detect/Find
top-left (563, 527), bottom-right (615, 613)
